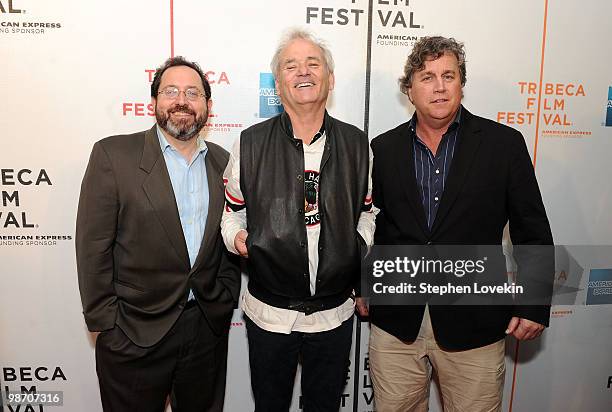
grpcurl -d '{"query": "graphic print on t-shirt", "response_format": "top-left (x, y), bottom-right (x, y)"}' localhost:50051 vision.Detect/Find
top-left (304, 170), bottom-right (320, 227)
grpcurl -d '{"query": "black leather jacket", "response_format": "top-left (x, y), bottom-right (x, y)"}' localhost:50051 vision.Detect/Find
top-left (240, 111), bottom-right (369, 314)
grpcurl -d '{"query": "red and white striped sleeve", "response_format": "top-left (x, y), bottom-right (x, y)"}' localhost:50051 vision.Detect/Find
top-left (221, 137), bottom-right (247, 255)
top-left (357, 145), bottom-right (378, 248)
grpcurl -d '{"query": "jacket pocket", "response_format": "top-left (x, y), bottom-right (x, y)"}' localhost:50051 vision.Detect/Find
top-left (113, 278), bottom-right (146, 293)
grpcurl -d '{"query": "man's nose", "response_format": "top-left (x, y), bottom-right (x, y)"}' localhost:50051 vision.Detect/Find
top-left (175, 90), bottom-right (188, 104)
top-left (296, 63), bottom-right (309, 76)
top-left (433, 77), bottom-right (446, 92)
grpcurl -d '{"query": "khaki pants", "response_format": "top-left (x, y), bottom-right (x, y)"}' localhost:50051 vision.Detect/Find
top-left (369, 308), bottom-right (505, 412)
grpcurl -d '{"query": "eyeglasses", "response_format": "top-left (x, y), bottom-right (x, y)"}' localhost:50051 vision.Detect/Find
top-left (158, 86), bottom-right (207, 101)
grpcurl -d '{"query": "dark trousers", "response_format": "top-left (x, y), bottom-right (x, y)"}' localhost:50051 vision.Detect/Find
top-left (95, 304), bottom-right (228, 412)
top-left (245, 316), bottom-right (354, 412)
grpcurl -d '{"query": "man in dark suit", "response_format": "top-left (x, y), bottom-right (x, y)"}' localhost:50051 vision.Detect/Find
top-left (76, 56), bottom-right (240, 412)
top-left (360, 36), bottom-right (553, 411)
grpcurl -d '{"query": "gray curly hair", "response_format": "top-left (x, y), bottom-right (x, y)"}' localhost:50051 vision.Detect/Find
top-left (399, 36), bottom-right (466, 95)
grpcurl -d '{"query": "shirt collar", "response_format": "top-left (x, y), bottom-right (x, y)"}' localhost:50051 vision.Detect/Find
top-left (283, 111), bottom-right (327, 145)
top-left (309, 123), bottom-right (326, 145)
top-left (156, 125), bottom-right (208, 154)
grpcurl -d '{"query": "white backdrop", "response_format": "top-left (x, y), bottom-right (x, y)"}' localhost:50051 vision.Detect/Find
top-left (1, 0), bottom-right (611, 411)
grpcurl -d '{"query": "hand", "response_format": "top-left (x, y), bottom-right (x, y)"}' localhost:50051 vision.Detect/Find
top-left (355, 297), bottom-right (369, 316)
top-left (234, 230), bottom-right (248, 258)
top-left (89, 331), bottom-right (101, 346)
top-left (505, 317), bottom-right (545, 340)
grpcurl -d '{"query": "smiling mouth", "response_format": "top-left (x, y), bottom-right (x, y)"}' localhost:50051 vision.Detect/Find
top-left (431, 99), bottom-right (448, 104)
top-left (295, 82), bottom-right (315, 88)
top-left (170, 109), bottom-right (194, 118)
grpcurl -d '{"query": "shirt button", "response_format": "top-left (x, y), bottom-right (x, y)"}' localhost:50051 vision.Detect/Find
top-left (435, 169), bottom-right (440, 174)
top-left (300, 241), bottom-right (306, 248)
top-left (434, 197), bottom-right (439, 201)
top-left (297, 175), bottom-right (302, 181)
top-left (298, 208), bottom-right (303, 214)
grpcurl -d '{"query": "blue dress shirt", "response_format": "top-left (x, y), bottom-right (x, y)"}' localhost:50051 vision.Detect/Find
top-left (157, 126), bottom-right (209, 300)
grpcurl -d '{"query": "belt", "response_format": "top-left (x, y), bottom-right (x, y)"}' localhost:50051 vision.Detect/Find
top-left (287, 300), bottom-right (327, 315)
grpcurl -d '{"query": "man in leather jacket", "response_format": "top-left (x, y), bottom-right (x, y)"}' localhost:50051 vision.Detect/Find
top-left (221, 29), bottom-right (375, 411)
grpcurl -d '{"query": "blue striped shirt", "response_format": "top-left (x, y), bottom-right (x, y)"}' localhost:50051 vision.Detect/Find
top-left (410, 109), bottom-right (461, 229)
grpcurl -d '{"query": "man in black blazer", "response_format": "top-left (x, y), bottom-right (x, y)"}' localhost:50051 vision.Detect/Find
top-left (76, 56), bottom-right (240, 412)
top-left (360, 37), bottom-right (553, 411)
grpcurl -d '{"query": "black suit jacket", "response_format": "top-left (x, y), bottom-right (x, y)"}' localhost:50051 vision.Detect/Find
top-left (370, 107), bottom-right (553, 350)
top-left (76, 126), bottom-right (240, 347)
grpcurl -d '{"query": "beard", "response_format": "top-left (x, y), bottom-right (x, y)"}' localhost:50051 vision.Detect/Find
top-left (156, 103), bottom-right (207, 141)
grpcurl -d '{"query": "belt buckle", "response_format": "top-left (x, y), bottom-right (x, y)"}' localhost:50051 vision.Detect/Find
top-left (288, 300), bottom-right (317, 315)
top-left (288, 300), bottom-right (306, 313)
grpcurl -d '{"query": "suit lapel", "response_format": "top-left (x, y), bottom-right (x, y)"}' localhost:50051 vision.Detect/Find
top-left (430, 108), bottom-right (482, 235)
top-left (393, 123), bottom-right (430, 236)
top-left (190, 146), bottom-right (225, 274)
top-left (140, 126), bottom-right (190, 267)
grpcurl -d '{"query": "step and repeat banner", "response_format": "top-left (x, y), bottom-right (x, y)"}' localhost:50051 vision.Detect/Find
top-left (1, 0), bottom-right (611, 411)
